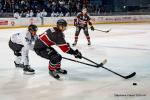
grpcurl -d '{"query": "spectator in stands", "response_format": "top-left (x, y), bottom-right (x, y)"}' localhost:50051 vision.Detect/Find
top-left (59, 0), bottom-right (65, 5)
top-left (59, 12), bottom-right (64, 17)
top-left (36, 10), bottom-right (42, 17)
top-left (20, 10), bottom-right (26, 17)
top-left (14, 11), bottom-right (20, 19)
top-left (64, 2), bottom-right (69, 12)
top-left (29, 10), bottom-right (34, 17)
top-left (0, 0), bottom-right (2, 12)
top-left (20, 0), bottom-right (27, 10)
top-left (51, 1), bottom-right (57, 13)
top-left (41, 9), bottom-right (47, 17)
top-left (51, 11), bottom-right (59, 17)
top-left (26, 10), bottom-right (30, 17)
top-left (51, 11), bottom-right (55, 17)
top-left (14, 1), bottom-right (19, 11)
top-left (3, 0), bottom-right (11, 12)
top-left (65, 11), bottom-right (70, 17)
top-left (0, 0), bottom-right (86, 17)
top-left (55, 12), bottom-right (60, 17)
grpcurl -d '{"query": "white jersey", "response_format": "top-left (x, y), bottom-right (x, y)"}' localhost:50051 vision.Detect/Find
top-left (41, 11), bottom-right (47, 17)
top-left (36, 12), bottom-right (42, 17)
top-left (10, 30), bottom-right (38, 65)
top-left (14, 12), bottom-right (20, 19)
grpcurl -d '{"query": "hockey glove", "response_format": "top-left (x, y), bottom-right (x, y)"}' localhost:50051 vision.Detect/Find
top-left (74, 49), bottom-right (82, 59)
top-left (67, 43), bottom-right (71, 47)
top-left (74, 19), bottom-right (77, 26)
top-left (90, 26), bottom-right (94, 31)
top-left (74, 22), bottom-right (77, 26)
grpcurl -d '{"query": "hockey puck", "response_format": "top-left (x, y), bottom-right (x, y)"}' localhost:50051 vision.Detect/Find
top-left (133, 83), bottom-right (137, 86)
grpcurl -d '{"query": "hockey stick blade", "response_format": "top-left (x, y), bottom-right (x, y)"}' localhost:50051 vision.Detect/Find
top-left (94, 28), bottom-right (111, 33)
top-left (124, 72), bottom-right (136, 79)
top-left (106, 28), bottom-right (111, 33)
top-left (97, 59), bottom-right (107, 68)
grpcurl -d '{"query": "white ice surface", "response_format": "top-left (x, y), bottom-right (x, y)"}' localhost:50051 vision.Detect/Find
top-left (0, 24), bottom-right (150, 100)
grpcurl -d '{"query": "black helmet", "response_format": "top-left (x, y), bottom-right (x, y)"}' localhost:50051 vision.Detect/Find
top-left (57, 19), bottom-right (67, 27)
top-left (82, 7), bottom-right (87, 13)
top-left (28, 24), bottom-right (38, 31)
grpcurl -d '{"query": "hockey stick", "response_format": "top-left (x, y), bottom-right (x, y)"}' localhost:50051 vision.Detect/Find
top-left (62, 57), bottom-right (101, 68)
top-left (94, 28), bottom-right (111, 33)
top-left (63, 57), bottom-right (136, 79)
top-left (82, 56), bottom-right (136, 79)
top-left (82, 56), bottom-right (105, 66)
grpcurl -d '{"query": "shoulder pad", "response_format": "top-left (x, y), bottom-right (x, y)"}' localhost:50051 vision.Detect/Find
top-left (47, 28), bottom-right (55, 33)
top-left (51, 28), bottom-right (55, 32)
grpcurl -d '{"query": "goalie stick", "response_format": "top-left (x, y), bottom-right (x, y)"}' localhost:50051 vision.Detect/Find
top-left (82, 56), bottom-right (136, 79)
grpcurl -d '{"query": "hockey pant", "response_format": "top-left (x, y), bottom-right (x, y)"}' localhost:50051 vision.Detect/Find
top-left (74, 26), bottom-right (90, 43)
top-left (9, 40), bottom-right (23, 64)
top-left (34, 47), bottom-right (62, 71)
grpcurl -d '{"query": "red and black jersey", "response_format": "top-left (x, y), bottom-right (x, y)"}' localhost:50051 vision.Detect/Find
top-left (34, 27), bottom-right (74, 54)
top-left (74, 12), bottom-right (92, 27)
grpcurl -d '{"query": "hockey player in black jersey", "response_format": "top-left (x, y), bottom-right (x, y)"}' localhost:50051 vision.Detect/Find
top-left (72, 8), bottom-right (94, 46)
top-left (34, 19), bottom-right (82, 79)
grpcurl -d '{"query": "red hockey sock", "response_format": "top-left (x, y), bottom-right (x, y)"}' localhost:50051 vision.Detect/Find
top-left (75, 36), bottom-right (78, 42)
top-left (48, 65), bottom-right (56, 71)
top-left (86, 36), bottom-right (90, 42)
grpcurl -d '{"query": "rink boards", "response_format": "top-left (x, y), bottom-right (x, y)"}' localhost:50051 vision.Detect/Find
top-left (0, 15), bottom-right (150, 29)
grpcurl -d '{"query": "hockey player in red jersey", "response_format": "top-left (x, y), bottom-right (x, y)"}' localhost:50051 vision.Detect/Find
top-left (34, 19), bottom-right (82, 79)
top-left (72, 8), bottom-right (94, 46)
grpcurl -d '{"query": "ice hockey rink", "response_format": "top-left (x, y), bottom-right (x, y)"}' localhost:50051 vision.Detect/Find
top-left (0, 23), bottom-right (150, 100)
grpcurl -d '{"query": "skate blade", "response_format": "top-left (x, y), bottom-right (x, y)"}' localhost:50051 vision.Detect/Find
top-left (24, 71), bottom-right (35, 75)
top-left (16, 66), bottom-right (24, 68)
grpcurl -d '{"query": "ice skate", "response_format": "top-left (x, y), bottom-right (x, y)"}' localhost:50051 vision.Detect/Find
top-left (14, 61), bottom-right (24, 68)
top-left (23, 65), bottom-right (35, 75)
top-left (72, 41), bottom-right (77, 46)
top-left (56, 68), bottom-right (67, 74)
top-left (49, 70), bottom-right (60, 79)
top-left (88, 41), bottom-right (91, 46)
